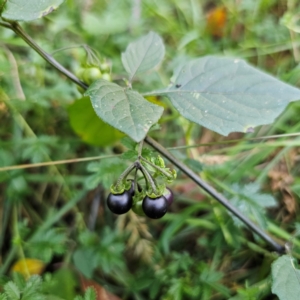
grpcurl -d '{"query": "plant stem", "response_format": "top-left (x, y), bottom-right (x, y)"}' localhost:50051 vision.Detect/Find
top-left (144, 136), bottom-right (285, 254)
top-left (4, 22), bottom-right (286, 254)
top-left (137, 140), bottom-right (144, 156)
top-left (115, 163), bottom-right (136, 191)
top-left (139, 164), bottom-right (158, 194)
top-left (133, 168), bottom-right (138, 195)
top-left (4, 22), bottom-right (88, 90)
top-left (0, 20), bottom-right (12, 29)
top-left (140, 156), bottom-right (172, 179)
top-left (12, 205), bottom-right (30, 278)
top-left (0, 247), bottom-right (18, 276)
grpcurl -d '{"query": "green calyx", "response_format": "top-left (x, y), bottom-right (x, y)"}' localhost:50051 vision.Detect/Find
top-left (146, 184), bottom-right (165, 198)
top-left (111, 178), bottom-right (133, 194)
top-left (110, 183), bottom-right (125, 194)
top-left (124, 179), bottom-right (132, 191)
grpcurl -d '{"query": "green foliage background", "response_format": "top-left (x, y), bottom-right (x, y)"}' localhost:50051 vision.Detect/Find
top-left (1, 0), bottom-right (300, 299)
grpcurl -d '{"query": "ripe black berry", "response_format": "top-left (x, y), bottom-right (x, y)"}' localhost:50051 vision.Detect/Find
top-left (142, 195), bottom-right (168, 219)
top-left (107, 191), bottom-right (132, 214)
top-left (163, 187), bottom-right (174, 206)
top-left (127, 179), bottom-right (141, 197)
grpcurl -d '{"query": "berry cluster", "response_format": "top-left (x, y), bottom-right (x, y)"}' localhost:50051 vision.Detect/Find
top-left (76, 61), bottom-right (111, 86)
top-left (107, 153), bottom-right (176, 219)
top-left (75, 46), bottom-right (112, 92)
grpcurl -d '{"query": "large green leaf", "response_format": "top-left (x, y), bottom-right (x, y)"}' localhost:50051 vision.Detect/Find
top-left (272, 255), bottom-right (300, 300)
top-left (85, 79), bottom-right (164, 142)
top-left (2, 0), bottom-right (64, 21)
top-left (155, 56), bottom-right (300, 136)
top-left (68, 97), bottom-right (124, 146)
top-left (121, 31), bottom-right (165, 81)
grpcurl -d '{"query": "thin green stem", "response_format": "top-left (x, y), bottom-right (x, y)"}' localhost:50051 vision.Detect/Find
top-left (115, 163), bottom-right (137, 190)
top-left (7, 22), bottom-right (88, 90)
top-left (137, 140), bottom-right (144, 157)
top-left (133, 168), bottom-right (138, 195)
top-left (12, 205), bottom-right (30, 278)
top-left (0, 247), bottom-right (18, 276)
top-left (139, 164), bottom-right (159, 195)
top-left (140, 156), bottom-right (173, 179)
top-left (0, 20), bottom-right (12, 29)
top-left (0, 154), bottom-right (119, 172)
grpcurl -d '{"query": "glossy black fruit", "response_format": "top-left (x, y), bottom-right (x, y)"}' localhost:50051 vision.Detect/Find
top-left (142, 195), bottom-right (168, 219)
top-left (127, 179), bottom-right (142, 197)
top-left (107, 191), bottom-right (132, 214)
top-left (163, 187), bottom-right (174, 206)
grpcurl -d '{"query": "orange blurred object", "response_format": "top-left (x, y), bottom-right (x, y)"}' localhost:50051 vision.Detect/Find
top-left (206, 7), bottom-right (227, 38)
top-left (11, 258), bottom-right (45, 278)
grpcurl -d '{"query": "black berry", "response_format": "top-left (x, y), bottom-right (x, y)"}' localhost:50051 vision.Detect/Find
top-left (163, 187), bottom-right (174, 206)
top-left (107, 191), bottom-right (132, 214)
top-left (142, 195), bottom-right (168, 219)
top-left (127, 179), bottom-right (141, 197)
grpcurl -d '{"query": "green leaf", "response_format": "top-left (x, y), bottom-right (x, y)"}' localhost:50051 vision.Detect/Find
top-left (68, 97), bottom-right (124, 146)
top-left (73, 248), bottom-right (97, 279)
top-left (121, 150), bottom-right (138, 160)
top-left (2, 0), bottom-right (64, 21)
top-left (85, 79), bottom-right (164, 142)
top-left (122, 32), bottom-right (165, 81)
top-left (22, 141), bottom-right (50, 164)
top-left (44, 268), bottom-right (76, 300)
top-left (121, 137), bottom-right (137, 150)
top-left (272, 255), bottom-right (300, 300)
top-left (22, 276), bottom-right (44, 300)
top-left (94, 227), bottom-right (126, 274)
top-left (167, 279), bottom-right (184, 300)
top-left (0, 294), bottom-right (7, 300)
top-left (157, 56), bottom-right (300, 136)
top-left (229, 286), bottom-right (260, 300)
top-left (4, 282), bottom-right (20, 300)
top-left (85, 158), bottom-right (128, 190)
top-left (28, 229), bottom-right (67, 262)
top-left (199, 262), bottom-right (231, 297)
top-left (229, 183), bottom-right (277, 229)
top-left (44, 297), bottom-right (65, 300)
top-left (11, 272), bottom-right (26, 291)
top-left (84, 288), bottom-right (96, 300)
